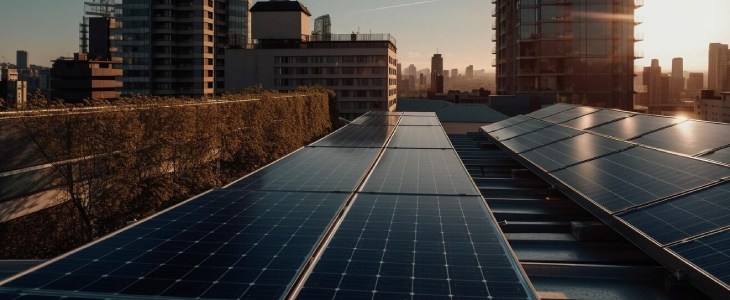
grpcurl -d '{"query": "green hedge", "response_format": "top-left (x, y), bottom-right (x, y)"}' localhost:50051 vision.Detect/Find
top-left (0, 88), bottom-right (337, 259)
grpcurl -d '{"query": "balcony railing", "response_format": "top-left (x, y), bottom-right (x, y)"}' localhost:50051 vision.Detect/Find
top-left (634, 0), bottom-right (644, 8)
top-left (307, 34), bottom-right (397, 45)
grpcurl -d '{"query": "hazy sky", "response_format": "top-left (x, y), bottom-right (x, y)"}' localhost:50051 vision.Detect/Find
top-left (1, 0), bottom-right (728, 73)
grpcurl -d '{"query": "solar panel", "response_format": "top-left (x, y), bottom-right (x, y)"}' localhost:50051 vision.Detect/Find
top-left (366, 111), bottom-right (404, 116)
top-left (702, 146), bottom-right (730, 165)
top-left (298, 194), bottom-right (532, 300)
top-left (481, 115), bottom-right (531, 133)
top-left (542, 107), bottom-right (601, 124)
top-left (632, 121), bottom-right (730, 156)
top-left (2, 190), bottom-right (352, 300)
top-left (226, 147), bottom-right (380, 192)
top-left (527, 103), bottom-right (576, 119)
top-left (311, 125), bottom-right (394, 148)
top-left (521, 133), bottom-right (633, 172)
top-left (361, 149), bottom-right (480, 196)
top-left (387, 126), bottom-right (453, 149)
top-left (500, 125), bottom-right (582, 154)
top-left (489, 120), bottom-right (553, 142)
top-left (561, 109), bottom-right (632, 130)
top-left (552, 147), bottom-right (730, 213)
top-left (350, 115), bottom-right (401, 126)
top-left (619, 182), bottom-right (730, 246)
top-left (589, 114), bottom-right (682, 140)
top-left (398, 116), bottom-right (441, 126)
top-left (669, 229), bottom-right (730, 286)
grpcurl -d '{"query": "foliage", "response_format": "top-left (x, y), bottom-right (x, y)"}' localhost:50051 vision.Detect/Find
top-left (0, 88), bottom-right (336, 259)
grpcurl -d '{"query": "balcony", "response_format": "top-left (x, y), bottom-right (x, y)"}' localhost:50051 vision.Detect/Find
top-left (633, 32), bottom-right (644, 42)
top-left (634, 0), bottom-right (644, 8)
top-left (491, 8), bottom-right (496, 17)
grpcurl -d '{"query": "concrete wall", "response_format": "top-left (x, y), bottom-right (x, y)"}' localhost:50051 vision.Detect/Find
top-left (252, 11), bottom-right (309, 40)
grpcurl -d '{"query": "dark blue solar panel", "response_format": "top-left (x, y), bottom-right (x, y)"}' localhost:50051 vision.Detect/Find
top-left (561, 109), bottom-right (632, 130)
top-left (398, 116), bottom-right (441, 126)
top-left (632, 121), bottom-right (730, 156)
top-left (702, 147), bottom-right (730, 165)
top-left (350, 114), bottom-right (401, 126)
top-left (500, 125), bottom-right (582, 154)
top-left (589, 114), bottom-right (682, 140)
top-left (298, 194), bottom-right (532, 300)
top-left (226, 147), bottom-right (379, 192)
top-left (2, 191), bottom-right (351, 299)
top-left (362, 149), bottom-right (480, 196)
top-left (489, 120), bottom-right (553, 142)
top-left (552, 147), bottom-right (730, 213)
top-left (388, 126), bottom-right (452, 149)
top-left (542, 107), bottom-right (601, 124)
top-left (669, 230), bottom-right (730, 286)
top-left (311, 125), bottom-right (394, 148)
top-left (521, 134), bottom-right (633, 172)
top-left (481, 115), bottom-right (531, 133)
top-left (620, 182), bottom-right (730, 246)
top-left (527, 104), bottom-right (576, 119)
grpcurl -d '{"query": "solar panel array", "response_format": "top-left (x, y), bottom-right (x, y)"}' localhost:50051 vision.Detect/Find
top-left (483, 104), bottom-right (730, 297)
top-left (0, 111), bottom-right (536, 300)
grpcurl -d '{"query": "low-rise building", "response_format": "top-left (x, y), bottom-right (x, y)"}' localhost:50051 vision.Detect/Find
top-left (1, 67), bottom-right (27, 109)
top-left (698, 90), bottom-right (730, 123)
top-left (225, 0), bottom-right (397, 120)
top-left (50, 53), bottom-right (122, 103)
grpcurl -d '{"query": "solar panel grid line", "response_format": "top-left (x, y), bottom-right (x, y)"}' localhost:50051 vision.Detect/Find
top-left (543, 109), bottom-right (602, 125)
top-left (285, 114), bottom-right (404, 300)
top-left (480, 115), bottom-right (531, 134)
top-left (667, 229), bottom-right (730, 293)
top-left (502, 125), bottom-right (584, 155)
top-left (489, 120), bottom-right (554, 142)
top-left (695, 144), bottom-right (730, 158)
top-left (662, 226), bottom-right (730, 248)
top-left (221, 146), bottom-right (308, 189)
top-left (626, 119), bottom-right (688, 141)
top-left (612, 179), bottom-right (730, 217)
top-left (526, 104), bottom-right (577, 120)
top-left (0, 187), bottom-right (216, 287)
top-left (580, 115), bottom-right (634, 130)
top-left (546, 145), bottom-right (638, 173)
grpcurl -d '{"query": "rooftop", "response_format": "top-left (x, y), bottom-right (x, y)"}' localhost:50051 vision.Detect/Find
top-left (250, 1), bottom-right (312, 16)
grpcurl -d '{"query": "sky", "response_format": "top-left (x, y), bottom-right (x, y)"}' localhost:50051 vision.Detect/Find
top-left (0, 0), bottom-right (728, 73)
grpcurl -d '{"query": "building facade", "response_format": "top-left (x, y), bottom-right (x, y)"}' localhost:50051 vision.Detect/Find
top-left (698, 91), bottom-right (730, 123)
top-left (1, 67), bottom-right (27, 109)
top-left (494, 0), bottom-right (639, 110)
top-left (643, 59), bottom-right (662, 105)
top-left (115, 0), bottom-right (251, 96)
top-left (430, 54), bottom-right (443, 94)
top-left (708, 43), bottom-right (729, 94)
top-left (225, 1), bottom-right (397, 120)
top-left (51, 53), bottom-right (123, 102)
top-left (687, 72), bottom-right (704, 100)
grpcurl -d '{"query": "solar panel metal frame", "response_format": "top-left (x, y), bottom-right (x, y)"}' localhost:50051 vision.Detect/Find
top-left (542, 106), bottom-right (601, 124)
top-left (588, 114), bottom-right (684, 141)
top-left (480, 115), bottom-right (531, 134)
top-left (310, 125), bottom-right (395, 148)
top-left (386, 125), bottom-right (454, 149)
top-left (526, 103), bottom-right (576, 119)
top-left (560, 109), bottom-right (633, 130)
top-left (499, 124), bottom-right (583, 154)
top-left (520, 133), bottom-right (634, 173)
top-left (397, 115), bottom-right (442, 126)
top-left (488, 119), bottom-right (553, 142)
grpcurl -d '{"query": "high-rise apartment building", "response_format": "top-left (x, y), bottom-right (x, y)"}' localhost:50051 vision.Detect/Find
top-left (643, 59), bottom-right (662, 104)
top-left (708, 43), bottom-right (729, 94)
top-left (687, 72), bottom-right (704, 99)
top-left (16, 51), bottom-right (28, 71)
top-left (466, 65), bottom-right (474, 79)
top-left (407, 64), bottom-right (417, 78)
top-left (116, 0), bottom-right (252, 96)
top-left (430, 54), bottom-right (443, 93)
top-left (670, 57), bottom-right (684, 102)
top-left (494, 0), bottom-right (639, 110)
top-left (225, 0), bottom-right (397, 120)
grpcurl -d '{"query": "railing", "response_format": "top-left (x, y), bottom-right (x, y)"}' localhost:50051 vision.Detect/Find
top-left (307, 33), bottom-right (397, 45)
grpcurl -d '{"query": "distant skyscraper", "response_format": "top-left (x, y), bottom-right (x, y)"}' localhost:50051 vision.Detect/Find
top-left (407, 64), bottom-right (417, 78)
top-left (670, 57), bottom-right (684, 101)
top-left (116, 0), bottom-right (252, 96)
top-left (16, 51), bottom-right (28, 71)
top-left (430, 54), bottom-right (443, 93)
top-left (708, 43), bottom-right (729, 94)
top-left (643, 59), bottom-right (662, 104)
top-left (687, 72), bottom-right (704, 99)
top-left (451, 68), bottom-right (458, 78)
top-left (495, 0), bottom-right (638, 110)
top-left (465, 65), bottom-right (474, 79)
top-left (443, 70), bottom-right (450, 79)
top-left (312, 14), bottom-right (331, 36)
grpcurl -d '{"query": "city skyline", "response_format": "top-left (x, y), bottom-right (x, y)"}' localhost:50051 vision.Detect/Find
top-left (1, 0), bottom-right (728, 72)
